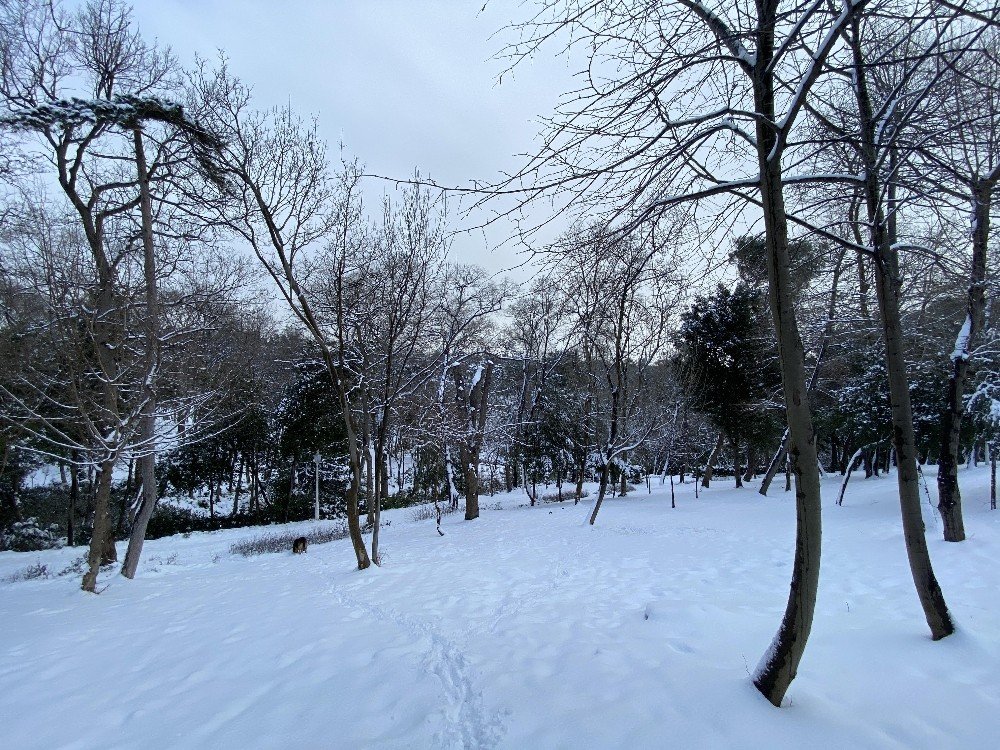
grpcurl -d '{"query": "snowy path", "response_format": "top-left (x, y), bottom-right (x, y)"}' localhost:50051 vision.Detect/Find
top-left (2, 469), bottom-right (1000, 748)
top-left (327, 578), bottom-right (505, 749)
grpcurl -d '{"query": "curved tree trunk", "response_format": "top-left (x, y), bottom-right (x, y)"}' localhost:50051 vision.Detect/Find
top-left (751, 160), bottom-right (823, 707)
top-left (874, 250), bottom-right (954, 639)
top-left (750, 34), bottom-right (823, 705)
top-left (848, 23), bottom-right (954, 639)
top-left (589, 458), bottom-right (611, 524)
top-left (837, 447), bottom-right (865, 506)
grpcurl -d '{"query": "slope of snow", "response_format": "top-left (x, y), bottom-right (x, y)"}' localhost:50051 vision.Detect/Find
top-left (2, 468), bottom-right (999, 749)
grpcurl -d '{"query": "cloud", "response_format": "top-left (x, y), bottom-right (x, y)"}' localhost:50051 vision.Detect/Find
top-left (132, 0), bottom-right (575, 277)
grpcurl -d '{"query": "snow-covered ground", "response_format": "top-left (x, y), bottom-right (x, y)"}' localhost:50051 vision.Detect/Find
top-left (2, 468), bottom-right (999, 749)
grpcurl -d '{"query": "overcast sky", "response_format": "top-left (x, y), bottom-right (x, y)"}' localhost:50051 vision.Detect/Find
top-left (131, 0), bottom-right (577, 278)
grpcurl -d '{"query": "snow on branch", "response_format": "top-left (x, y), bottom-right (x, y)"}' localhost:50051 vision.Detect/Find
top-left (0, 95), bottom-right (225, 186)
top-left (677, 0), bottom-right (757, 70)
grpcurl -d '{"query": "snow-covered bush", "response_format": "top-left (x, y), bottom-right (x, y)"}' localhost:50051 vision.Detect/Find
top-left (2, 562), bottom-right (50, 583)
top-left (229, 523), bottom-right (350, 557)
top-left (0, 518), bottom-right (64, 552)
top-left (58, 556), bottom-right (87, 577)
top-left (408, 503), bottom-right (460, 522)
top-left (541, 490), bottom-right (589, 503)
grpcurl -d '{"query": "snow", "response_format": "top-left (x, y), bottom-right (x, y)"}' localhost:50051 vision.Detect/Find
top-left (952, 314), bottom-right (973, 361)
top-left (2, 468), bottom-right (1000, 748)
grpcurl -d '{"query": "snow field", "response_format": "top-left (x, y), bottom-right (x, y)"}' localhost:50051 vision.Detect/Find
top-left (1, 468), bottom-right (999, 749)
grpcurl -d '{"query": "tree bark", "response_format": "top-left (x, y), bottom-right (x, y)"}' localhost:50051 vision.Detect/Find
top-left (733, 436), bottom-right (743, 488)
top-left (744, 445), bottom-right (756, 483)
top-left (67, 454), bottom-right (79, 547)
top-left (82, 460), bottom-right (115, 592)
top-left (991, 453), bottom-right (996, 511)
top-left (937, 178), bottom-right (992, 542)
top-left (750, 23), bottom-right (824, 706)
top-left (121, 127), bottom-right (162, 580)
top-left (589, 458), bottom-right (610, 524)
top-left (837, 447), bottom-right (865, 506)
top-left (760, 430), bottom-right (789, 496)
top-left (464, 361), bottom-right (492, 520)
top-left (873, 249), bottom-right (954, 639)
top-left (849, 24), bottom-right (953, 639)
top-left (702, 432), bottom-right (724, 489)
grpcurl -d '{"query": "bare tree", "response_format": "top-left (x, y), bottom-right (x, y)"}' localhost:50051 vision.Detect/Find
top-left (807, 4), bottom-right (987, 639)
top-left (495, 0), bottom-right (876, 706)
top-left (551, 226), bottom-right (676, 524)
top-left (324, 181), bottom-right (449, 560)
top-left (190, 64), bottom-right (373, 569)
top-left (502, 277), bottom-right (573, 504)
top-left (0, 0), bottom-right (216, 590)
top-left (429, 265), bottom-right (506, 518)
top-left (917, 32), bottom-right (1000, 542)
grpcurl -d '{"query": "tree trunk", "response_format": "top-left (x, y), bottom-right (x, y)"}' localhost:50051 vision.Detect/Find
top-left (463, 446), bottom-right (480, 520)
top-left (732, 436), bottom-right (743, 488)
top-left (837, 447), bottom-right (865, 506)
top-left (750, 32), bottom-right (824, 706)
top-left (849, 25), bottom-right (954, 639)
top-left (360, 407), bottom-right (374, 528)
top-left (702, 432), bottom-right (724, 488)
top-left (444, 445), bottom-right (459, 510)
top-left (744, 445), bottom-right (756, 483)
top-left (937, 178), bottom-right (992, 541)
top-left (232, 454), bottom-right (244, 518)
top-left (463, 361), bottom-right (492, 521)
top-left (873, 249), bottom-right (954, 639)
top-left (760, 430), bottom-right (789, 496)
top-left (991, 453), bottom-right (996, 511)
top-left (372, 448), bottom-right (383, 565)
top-left (82, 460), bottom-right (116, 592)
top-left (589, 458), bottom-right (610, 525)
top-left (121, 128), bottom-right (161, 580)
top-left (346, 453), bottom-right (370, 569)
top-left (67, 455), bottom-right (79, 547)
top-left (761, 250), bottom-right (841, 498)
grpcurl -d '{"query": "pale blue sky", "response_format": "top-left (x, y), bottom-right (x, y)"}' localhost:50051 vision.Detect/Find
top-left (131, 0), bottom-right (576, 276)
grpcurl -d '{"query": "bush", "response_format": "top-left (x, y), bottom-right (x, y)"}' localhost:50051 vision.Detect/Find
top-left (58, 555), bottom-right (87, 577)
top-left (0, 517), bottom-right (64, 552)
top-left (229, 522), bottom-right (350, 557)
top-left (146, 504), bottom-right (273, 539)
top-left (145, 505), bottom-right (208, 539)
top-left (408, 502), bottom-right (460, 522)
top-left (2, 561), bottom-right (50, 583)
top-left (541, 490), bottom-right (589, 503)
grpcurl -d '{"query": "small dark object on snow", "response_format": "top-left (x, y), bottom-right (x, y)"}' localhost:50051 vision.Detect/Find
top-left (292, 537), bottom-right (308, 554)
